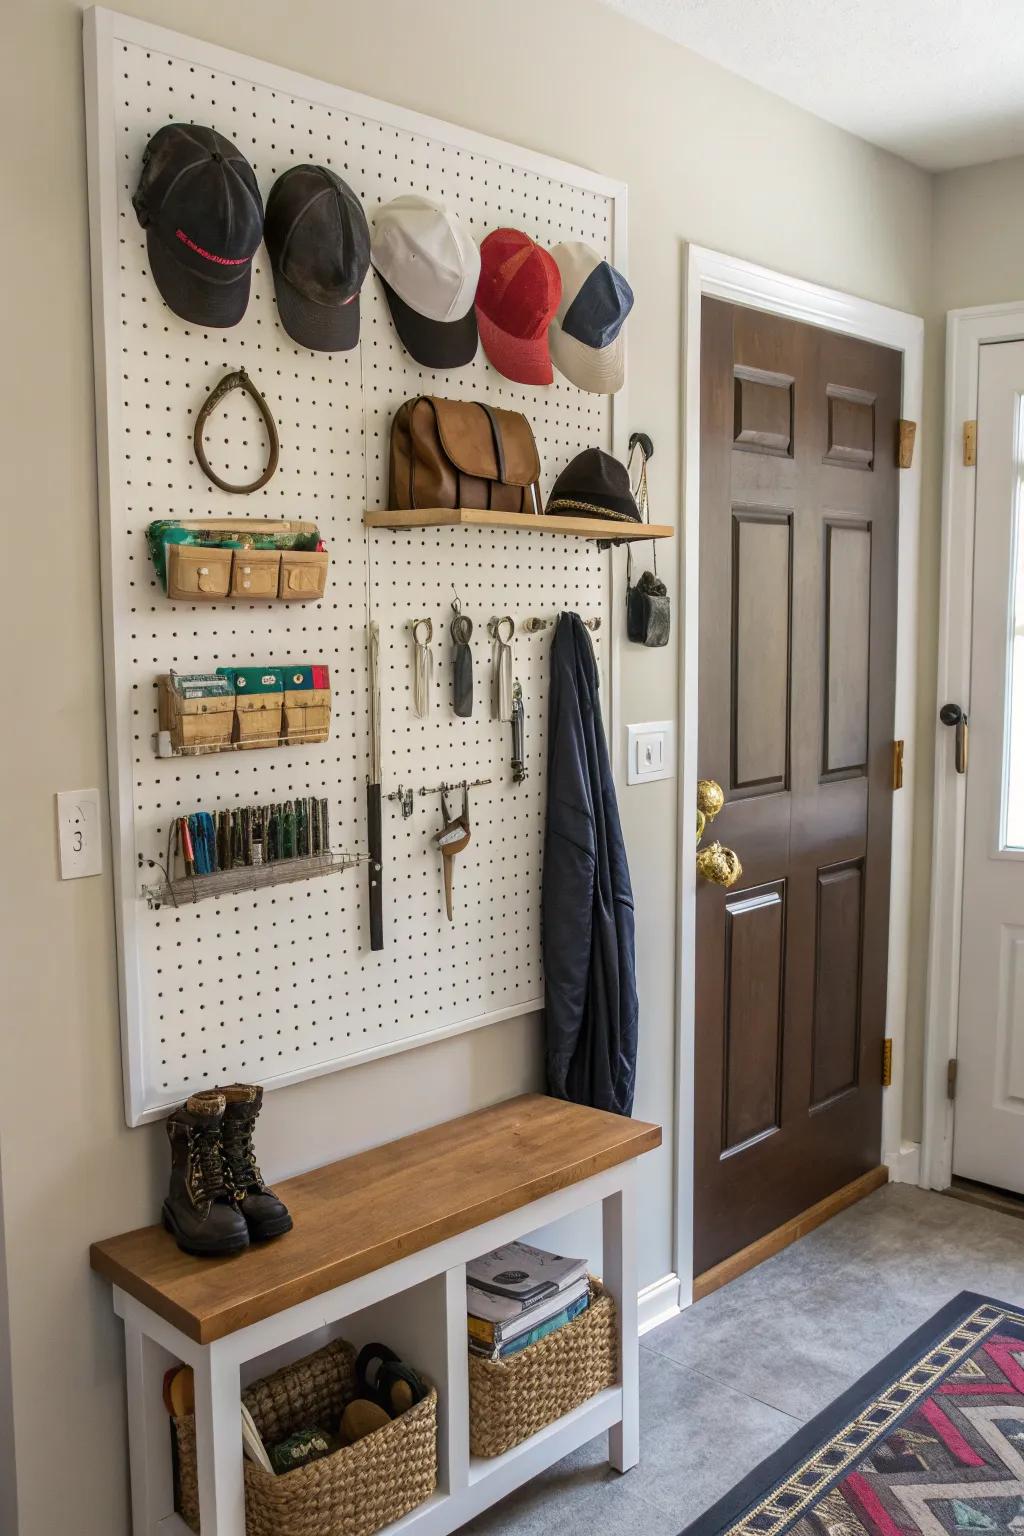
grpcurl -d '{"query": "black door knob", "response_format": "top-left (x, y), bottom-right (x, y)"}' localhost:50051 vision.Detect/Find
top-left (939, 704), bottom-right (969, 773)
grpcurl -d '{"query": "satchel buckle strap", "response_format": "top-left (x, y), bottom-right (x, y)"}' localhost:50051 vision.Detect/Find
top-left (478, 402), bottom-right (507, 486)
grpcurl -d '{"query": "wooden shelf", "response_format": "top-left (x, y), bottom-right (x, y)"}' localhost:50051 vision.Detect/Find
top-left (364, 506), bottom-right (673, 542)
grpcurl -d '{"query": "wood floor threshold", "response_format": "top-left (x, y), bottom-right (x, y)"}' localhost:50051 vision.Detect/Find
top-left (945, 1177), bottom-right (1024, 1223)
top-left (693, 1164), bottom-right (889, 1302)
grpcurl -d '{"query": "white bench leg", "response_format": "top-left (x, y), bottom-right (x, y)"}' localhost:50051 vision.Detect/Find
top-left (124, 1320), bottom-right (178, 1534)
top-left (444, 1265), bottom-right (471, 1493)
top-left (193, 1342), bottom-right (245, 1536)
top-left (603, 1168), bottom-right (639, 1473)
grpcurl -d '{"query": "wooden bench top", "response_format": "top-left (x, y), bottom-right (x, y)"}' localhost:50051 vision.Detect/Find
top-left (91, 1093), bottom-right (661, 1344)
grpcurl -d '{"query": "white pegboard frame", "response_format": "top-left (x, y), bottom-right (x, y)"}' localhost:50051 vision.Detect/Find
top-left (83, 7), bottom-right (630, 1126)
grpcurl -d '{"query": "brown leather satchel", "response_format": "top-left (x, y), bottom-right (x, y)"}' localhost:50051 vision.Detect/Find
top-left (388, 396), bottom-right (542, 514)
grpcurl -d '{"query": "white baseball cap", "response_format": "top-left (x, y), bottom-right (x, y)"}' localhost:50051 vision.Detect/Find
top-left (370, 195), bottom-right (480, 368)
top-left (548, 241), bottom-right (633, 395)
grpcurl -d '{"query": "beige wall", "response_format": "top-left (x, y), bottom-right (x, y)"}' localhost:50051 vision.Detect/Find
top-left (0, 1), bottom-right (933, 1531)
top-left (933, 157), bottom-right (1024, 311)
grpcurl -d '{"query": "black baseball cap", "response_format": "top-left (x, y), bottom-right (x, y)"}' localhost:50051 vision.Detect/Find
top-left (263, 166), bottom-right (371, 351)
top-left (132, 124), bottom-right (264, 328)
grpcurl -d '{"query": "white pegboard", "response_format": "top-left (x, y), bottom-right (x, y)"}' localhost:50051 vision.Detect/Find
top-left (84, 9), bottom-right (628, 1124)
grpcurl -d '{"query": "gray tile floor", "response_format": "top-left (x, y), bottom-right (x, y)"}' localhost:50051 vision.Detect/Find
top-left (459, 1184), bottom-right (1024, 1536)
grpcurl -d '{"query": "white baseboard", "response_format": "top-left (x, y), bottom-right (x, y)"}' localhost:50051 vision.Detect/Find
top-left (638, 1272), bottom-right (681, 1336)
top-left (885, 1140), bottom-right (921, 1184)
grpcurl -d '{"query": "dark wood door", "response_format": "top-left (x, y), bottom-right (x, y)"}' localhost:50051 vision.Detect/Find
top-left (694, 298), bottom-right (900, 1276)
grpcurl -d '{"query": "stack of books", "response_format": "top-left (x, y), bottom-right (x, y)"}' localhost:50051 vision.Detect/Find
top-left (467, 1241), bottom-right (590, 1361)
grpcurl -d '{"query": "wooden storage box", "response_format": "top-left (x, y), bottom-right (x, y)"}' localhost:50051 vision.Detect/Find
top-left (282, 666), bottom-right (331, 745)
top-left (157, 674), bottom-right (235, 754)
top-left (468, 1279), bottom-right (616, 1458)
top-left (229, 667), bottom-right (284, 750)
top-left (166, 543), bottom-right (234, 601)
top-left (279, 549), bottom-right (328, 601)
top-left (231, 549), bottom-right (281, 599)
top-left (174, 1338), bottom-right (437, 1536)
top-left (150, 519), bottom-right (328, 603)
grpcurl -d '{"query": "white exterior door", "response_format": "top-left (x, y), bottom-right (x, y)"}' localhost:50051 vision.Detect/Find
top-left (954, 338), bottom-right (1024, 1192)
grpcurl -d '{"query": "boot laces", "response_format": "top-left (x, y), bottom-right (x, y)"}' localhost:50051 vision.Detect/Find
top-left (223, 1115), bottom-right (264, 1196)
top-left (194, 1126), bottom-right (230, 1201)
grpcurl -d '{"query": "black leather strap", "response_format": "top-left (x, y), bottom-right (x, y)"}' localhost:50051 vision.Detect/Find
top-left (193, 368), bottom-right (280, 495)
top-left (450, 611), bottom-right (474, 718)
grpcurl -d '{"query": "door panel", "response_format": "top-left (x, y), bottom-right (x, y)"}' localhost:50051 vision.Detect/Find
top-left (695, 298), bottom-right (900, 1274)
top-left (732, 512), bottom-right (792, 792)
top-left (733, 367), bottom-right (794, 455)
top-left (811, 861), bottom-right (864, 1107)
top-left (953, 339), bottom-right (1024, 1193)
top-left (825, 386), bottom-right (876, 469)
top-left (722, 883), bottom-right (786, 1151)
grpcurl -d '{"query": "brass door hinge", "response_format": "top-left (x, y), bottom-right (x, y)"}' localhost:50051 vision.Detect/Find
top-left (947, 1057), bottom-right (958, 1100)
top-left (963, 420), bottom-right (977, 467)
top-left (897, 420), bottom-right (917, 469)
top-left (891, 739), bottom-right (905, 790)
top-left (881, 1038), bottom-right (893, 1088)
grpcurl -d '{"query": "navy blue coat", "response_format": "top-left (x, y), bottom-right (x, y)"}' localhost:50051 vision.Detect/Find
top-left (543, 613), bottom-right (638, 1117)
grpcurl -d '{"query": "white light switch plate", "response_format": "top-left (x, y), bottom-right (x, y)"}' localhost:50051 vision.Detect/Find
top-left (56, 789), bottom-right (103, 879)
top-left (626, 721), bottom-right (675, 785)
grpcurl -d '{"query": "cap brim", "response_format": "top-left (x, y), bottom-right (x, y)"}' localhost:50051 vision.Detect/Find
top-left (475, 306), bottom-right (553, 386)
top-left (147, 231), bottom-right (251, 328)
top-left (379, 279), bottom-right (478, 369)
top-left (549, 327), bottom-right (625, 395)
top-left (272, 267), bottom-right (360, 352)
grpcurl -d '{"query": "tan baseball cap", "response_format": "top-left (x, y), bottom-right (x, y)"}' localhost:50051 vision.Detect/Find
top-left (371, 195), bottom-right (480, 367)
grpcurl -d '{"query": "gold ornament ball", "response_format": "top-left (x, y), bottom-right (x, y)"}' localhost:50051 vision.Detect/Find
top-left (696, 809), bottom-right (706, 845)
top-left (696, 778), bottom-right (726, 819)
top-left (696, 841), bottom-right (743, 888)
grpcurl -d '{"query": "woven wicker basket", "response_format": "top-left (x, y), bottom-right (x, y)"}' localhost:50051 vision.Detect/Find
top-left (173, 1338), bottom-right (437, 1536)
top-left (468, 1279), bottom-right (617, 1458)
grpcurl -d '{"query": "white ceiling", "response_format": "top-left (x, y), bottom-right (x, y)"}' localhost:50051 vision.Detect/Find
top-left (601, 0), bottom-right (1024, 172)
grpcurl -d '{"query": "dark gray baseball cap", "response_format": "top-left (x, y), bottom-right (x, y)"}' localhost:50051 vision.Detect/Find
top-left (264, 165), bottom-right (371, 351)
top-left (132, 124), bottom-right (264, 328)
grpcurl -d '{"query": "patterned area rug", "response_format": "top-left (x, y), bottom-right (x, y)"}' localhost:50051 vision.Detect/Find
top-left (683, 1292), bottom-right (1024, 1536)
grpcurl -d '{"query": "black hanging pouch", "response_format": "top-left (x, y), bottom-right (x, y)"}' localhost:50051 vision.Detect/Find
top-left (625, 438), bottom-right (669, 647)
top-left (627, 562), bottom-right (670, 646)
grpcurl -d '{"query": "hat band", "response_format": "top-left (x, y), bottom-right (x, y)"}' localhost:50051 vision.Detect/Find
top-left (546, 497), bottom-right (641, 523)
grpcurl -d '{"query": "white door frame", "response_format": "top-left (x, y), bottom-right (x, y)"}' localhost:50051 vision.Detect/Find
top-left (921, 300), bottom-right (1024, 1191)
top-left (674, 246), bottom-right (925, 1304)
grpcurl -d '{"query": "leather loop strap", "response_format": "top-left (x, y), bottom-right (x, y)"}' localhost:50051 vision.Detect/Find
top-left (479, 403), bottom-right (507, 484)
top-left (193, 369), bottom-right (280, 495)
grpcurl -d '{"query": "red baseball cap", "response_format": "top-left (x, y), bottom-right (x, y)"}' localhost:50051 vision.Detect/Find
top-left (475, 229), bottom-right (562, 385)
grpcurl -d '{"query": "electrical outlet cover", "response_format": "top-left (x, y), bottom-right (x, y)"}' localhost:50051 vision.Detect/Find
top-left (56, 789), bottom-right (102, 879)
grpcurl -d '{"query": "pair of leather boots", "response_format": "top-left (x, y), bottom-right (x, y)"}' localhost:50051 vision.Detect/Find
top-left (163, 1084), bottom-right (292, 1257)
